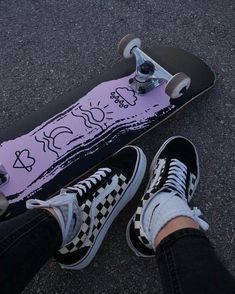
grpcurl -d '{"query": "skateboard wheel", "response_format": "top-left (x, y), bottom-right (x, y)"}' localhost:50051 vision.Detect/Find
top-left (0, 193), bottom-right (8, 216)
top-left (118, 34), bottom-right (141, 58)
top-left (165, 72), bottom-right (191, 99)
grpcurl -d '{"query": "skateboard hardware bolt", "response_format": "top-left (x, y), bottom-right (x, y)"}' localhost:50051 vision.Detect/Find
top-left (139, 61), bottom-right (155, 75)
top-left (139, 87), bottom-right (146, 94)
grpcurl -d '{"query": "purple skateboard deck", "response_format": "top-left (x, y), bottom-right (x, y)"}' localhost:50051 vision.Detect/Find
top-left (0, 46), bottom-right (215, 221)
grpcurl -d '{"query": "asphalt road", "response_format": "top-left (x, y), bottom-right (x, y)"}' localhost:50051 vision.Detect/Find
top-left (0, 1), bottom-right (234, 293)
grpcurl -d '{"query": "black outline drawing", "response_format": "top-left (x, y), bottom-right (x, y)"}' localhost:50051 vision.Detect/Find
top-left (110, 87), bottom-right (138, 109)
top-left (71, 101), bottom-right (113, 130)
top-left (35, 126), bottom-right (73, 158)
top-left (13, 149), bottom-right (36, 172)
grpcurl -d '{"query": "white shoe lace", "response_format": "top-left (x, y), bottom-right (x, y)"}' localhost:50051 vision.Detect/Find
top-left (164, 160), bottom-right (209, 230)
top-left (146, 159), bottom-right (209, 233)
top-left (191, 207), bottom-right (209, 230)
top-left (163, 159), bottom-right (187, 197)
top-left (63, 168), bottom-right (112, 196)
top-left (149, 159), bottom-right (187, 197)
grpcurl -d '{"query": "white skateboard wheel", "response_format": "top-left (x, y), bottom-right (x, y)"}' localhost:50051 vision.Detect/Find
top-left (118, 34), bottom-right (141, 58)
top-left (0, 193), bottom-right (8, 216)
top-left (165, 72), bottom-right (191, 99)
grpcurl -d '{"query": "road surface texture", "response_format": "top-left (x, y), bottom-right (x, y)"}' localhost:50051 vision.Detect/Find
top-left (0, 1), bottom-right (234, 293)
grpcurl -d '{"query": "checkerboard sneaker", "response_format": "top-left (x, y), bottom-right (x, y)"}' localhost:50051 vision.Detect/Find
top-left (126, 136), bottom-right (209, 257)
top-left (55, 145), bottom-right (146, 269)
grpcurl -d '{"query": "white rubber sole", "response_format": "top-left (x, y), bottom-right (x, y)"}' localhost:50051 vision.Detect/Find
top-left (126, 136), bottom-right (200, 257)
top-left (60, 145), bottom-right (147, 270)
top-left (126, 218), bottom-right (155, 258)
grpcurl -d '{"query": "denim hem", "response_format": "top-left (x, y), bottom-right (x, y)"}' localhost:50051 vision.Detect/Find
top-left (155, 228), bottom-right (209, 259)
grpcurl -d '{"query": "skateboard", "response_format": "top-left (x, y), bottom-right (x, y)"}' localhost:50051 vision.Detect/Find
top-left (0, 34), bottom-right (215, 221)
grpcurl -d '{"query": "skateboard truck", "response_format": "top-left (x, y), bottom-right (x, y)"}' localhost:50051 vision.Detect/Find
top-left (118, 34), bottom-right (191, 98)
top-left (0, 163), bottom-right (9, 187)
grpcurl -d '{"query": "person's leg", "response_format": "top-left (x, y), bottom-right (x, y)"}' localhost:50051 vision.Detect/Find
top-left (0, 190), bottom-right (82, 294)
top-left (0, 145), bottom-right (146, 293)
top-left (0, 209), bottom-right (62, 294)
top-left (0, 172), bottom-right (84, 294)
top-left (126, 136), bottom-right (235, 294)
top-left (155, 218), bottom-right (235, 294)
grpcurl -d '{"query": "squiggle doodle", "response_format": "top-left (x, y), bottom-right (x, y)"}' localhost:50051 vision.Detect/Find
top-left (35, 126), bottom-right (73, 158)
top-left (72, 101), bottom-right (113, 130)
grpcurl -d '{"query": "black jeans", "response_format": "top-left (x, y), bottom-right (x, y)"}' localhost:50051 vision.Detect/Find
top-left (156, 229), bottom-right (235, 294)
top-left (0, 209), bottom-right (62, 294)
top-left (0, 210), bottom-right (234, 294)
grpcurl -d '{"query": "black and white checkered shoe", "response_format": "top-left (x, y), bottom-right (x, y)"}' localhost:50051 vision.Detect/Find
top-left (55, 145), bottom-right (146, 269)
top-left (126, 136), bottom-right (209, 258)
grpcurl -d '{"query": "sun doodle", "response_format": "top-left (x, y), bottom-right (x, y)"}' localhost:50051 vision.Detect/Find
top-left (71, 100), bottom-right (114, 130)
